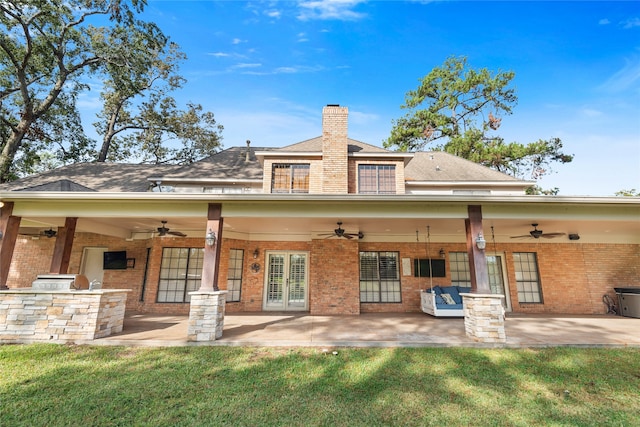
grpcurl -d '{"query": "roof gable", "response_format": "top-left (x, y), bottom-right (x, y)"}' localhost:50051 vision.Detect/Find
top-left (280, 136), bottom-right (389, 153)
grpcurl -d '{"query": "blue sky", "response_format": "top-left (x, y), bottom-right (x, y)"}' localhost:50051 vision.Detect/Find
top-left (82, 1), bottom-right (640, 196)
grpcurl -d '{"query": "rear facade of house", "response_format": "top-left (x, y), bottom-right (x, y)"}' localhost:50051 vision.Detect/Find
top-left (1, 105), bottom-right (638, 316)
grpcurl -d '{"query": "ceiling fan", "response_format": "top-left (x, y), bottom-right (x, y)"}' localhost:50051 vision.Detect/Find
top-left (319, 221), bottom-right (364, 240)
top-left (510, 223), bottom-right (565, 239)
top-left (157, 220), bottom-right (187, 237)
top-left (18, 228), bottom-right (57, 238)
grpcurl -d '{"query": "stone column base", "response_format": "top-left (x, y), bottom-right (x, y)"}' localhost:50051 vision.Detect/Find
top-left (188, 291), bottom-right (227, 341)
top-left (461, 293), bottom-right (506, 343)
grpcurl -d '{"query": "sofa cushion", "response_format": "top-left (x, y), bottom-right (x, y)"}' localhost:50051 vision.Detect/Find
top-left (434, 294), bottom-right (446, 305)
top-left (440, 286), bottom-right (461, 304)
top-left (429, 286), bottom-right (443, 295)
top-left (458, 287), bottom-right (472, 294)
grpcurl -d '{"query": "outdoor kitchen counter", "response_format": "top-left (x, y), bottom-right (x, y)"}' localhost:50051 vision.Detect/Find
top-left (0, 288), bottom-right (131, 343)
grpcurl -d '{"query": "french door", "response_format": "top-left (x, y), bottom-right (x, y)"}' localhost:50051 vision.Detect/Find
top-left (487, 254), bottom-right (512, 312)
top-left (263, 252), bottom-right (308, 311)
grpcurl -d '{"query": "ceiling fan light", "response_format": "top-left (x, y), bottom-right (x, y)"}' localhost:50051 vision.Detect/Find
top-left (530, 229), bottom-right (543, 238)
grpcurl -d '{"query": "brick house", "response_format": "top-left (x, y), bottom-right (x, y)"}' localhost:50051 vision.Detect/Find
top-left (0, 105), bottom-right (638, 317)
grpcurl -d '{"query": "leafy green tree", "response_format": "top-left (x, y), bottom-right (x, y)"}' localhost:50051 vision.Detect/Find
top-left (95, 39), bottom-right (222, 164)
top-left (385, 56), bottom-right (573, 189)
top-left (615, 189), bottom-right (638, 197)
top-left (7, 92), bottom-right (95, 179)
top-left (0, 0), bottom-right (151, 182)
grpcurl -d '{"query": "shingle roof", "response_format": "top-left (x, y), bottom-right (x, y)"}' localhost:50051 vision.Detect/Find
top-left (280, 137), bottom-right (389, 153)
top-left (405, 151), bottom-right (523, 182)
top-left (0, 146), bottom-right (525, 193)
top-left (0, 163), bottom-right (179, 192)
top-left (161, 146), bottom-right (276, 181)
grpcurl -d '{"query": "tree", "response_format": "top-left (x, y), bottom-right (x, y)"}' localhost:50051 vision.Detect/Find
top-left (95, 39), bottom-right (222, 164)
top-left (384, 56), bottom-right (573, 190)
top-left (615, 189), bottom-right (638, 197)
top-left (0, 0), bottom-right (159, 182)
top-left (6, 92), bottom-right (95, 179)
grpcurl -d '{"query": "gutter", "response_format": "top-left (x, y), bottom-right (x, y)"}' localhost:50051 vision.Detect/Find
top-left (1, 191), bottom-right (639, 206)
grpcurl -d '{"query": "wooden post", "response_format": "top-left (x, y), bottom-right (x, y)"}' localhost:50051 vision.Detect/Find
top-left (0, 202), bottom-right (20, 289)
top-left (200, 203), bottom-right (223, 291)
top-left (466, 205), bottom-right (490, 293)
top-left (50, 217), bottom-right (77, 274)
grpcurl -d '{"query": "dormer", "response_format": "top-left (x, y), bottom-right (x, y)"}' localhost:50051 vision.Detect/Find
top-left (256, 105), bottom-right (412, 194)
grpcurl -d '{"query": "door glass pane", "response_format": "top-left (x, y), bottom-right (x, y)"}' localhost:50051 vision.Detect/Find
top-left (487, 255), bottom-right (505, 295)
top-left (288, 254), bottom-right (306, 306)
top-left (267, 254), bottom-right (285, 304)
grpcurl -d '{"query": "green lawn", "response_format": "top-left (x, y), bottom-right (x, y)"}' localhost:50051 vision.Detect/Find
top-left (1, 345), bottom-right (639, 426)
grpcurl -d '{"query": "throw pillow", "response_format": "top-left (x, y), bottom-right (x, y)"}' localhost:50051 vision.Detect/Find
top-left (441, 293), bottom-right (456, 305)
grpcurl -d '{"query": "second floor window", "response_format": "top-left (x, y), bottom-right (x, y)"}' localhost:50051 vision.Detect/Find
top-left (358, 164), bottom-right (396, 194)
top-left (271, 164), bottom-right (310, 193)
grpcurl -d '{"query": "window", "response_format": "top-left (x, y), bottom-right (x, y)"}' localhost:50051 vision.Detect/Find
top-left (359, 251), bottom-right (401, 302)
top-left (513, 252), bottom-right (543, 303)
top-left (157, 247), bottom-right (204, 303)
top-left (450, 252), bottom-right (471, 287)
top-left (271, 164), bottom-right (310, 193)
top-left (226, 249), bottom-right (244, 302)
top-left (358, 165), bottom-right (396, 194)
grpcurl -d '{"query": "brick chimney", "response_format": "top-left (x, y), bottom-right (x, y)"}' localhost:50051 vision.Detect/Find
top-left (322, 105), bottom-right (349, 193)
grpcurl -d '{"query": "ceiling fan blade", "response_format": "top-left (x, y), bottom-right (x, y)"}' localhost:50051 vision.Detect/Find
top-left (168, 230), bottom-right (187, 237)
top-left (510, 235), bottom-right (531, 239)
top-left (541, 232), bottom-right (566, 238)
top-left (345, 232), bottom-right (363, 239)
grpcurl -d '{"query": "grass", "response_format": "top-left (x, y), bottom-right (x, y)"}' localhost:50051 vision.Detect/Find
top-left (1, 345), bottom-right (639, 426)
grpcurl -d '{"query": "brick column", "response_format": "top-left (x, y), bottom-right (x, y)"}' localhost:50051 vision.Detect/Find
top-left (187, 290), bottom-right (227, 341)
top-left (462, 293), bottom-right (506, 343)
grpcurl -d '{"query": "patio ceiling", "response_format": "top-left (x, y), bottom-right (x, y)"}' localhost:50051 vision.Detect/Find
top-left (6, 193), bottom-right (639, 244)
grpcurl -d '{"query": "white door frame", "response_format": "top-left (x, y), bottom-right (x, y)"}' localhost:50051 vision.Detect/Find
top-left (487, 251), bottom-right (512, 312)
top-left (80, 247), bottom-right (108, 286)
top-left (263, 251), bottom-right (309, 311)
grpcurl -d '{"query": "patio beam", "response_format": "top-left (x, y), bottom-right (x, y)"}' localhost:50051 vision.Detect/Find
top-left (200, 203), bottom-right (223, 291)
top-left (466, 205), bottom-right (490, 293)
top-left (49, 217), bottom-right (77, 274)
top-left (0, 202), bottom-right (20, 289)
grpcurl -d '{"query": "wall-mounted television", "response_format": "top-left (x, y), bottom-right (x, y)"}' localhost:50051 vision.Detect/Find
top-left (103, 250), bottom-right (127, 270)
top-left (414, 259), bottom-right (446, 278)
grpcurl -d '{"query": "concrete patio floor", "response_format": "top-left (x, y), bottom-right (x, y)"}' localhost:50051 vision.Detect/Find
top-left (95, 312), bottom-right (640, 348)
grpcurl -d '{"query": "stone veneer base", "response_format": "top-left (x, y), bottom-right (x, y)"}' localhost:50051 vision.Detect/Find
top-left (461, 293), bottom-right (507, 343)
top-left (0, 289), bottom-right (131, 343)
top-left (188, 290), bottom-right (227, 341)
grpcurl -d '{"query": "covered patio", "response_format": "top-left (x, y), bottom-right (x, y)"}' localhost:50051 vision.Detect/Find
top-left (88, 312), bottom-right (640, 348)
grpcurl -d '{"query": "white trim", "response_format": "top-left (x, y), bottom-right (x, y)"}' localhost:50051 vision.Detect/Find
top-left (256, 151), bottom-right (322, 157)
top-left (2, 191), bottom-right (638, 205)
top-left (406, 180), bottom-right (534, 188)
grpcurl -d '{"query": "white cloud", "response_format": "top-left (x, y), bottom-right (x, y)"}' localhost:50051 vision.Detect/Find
top-left (232, 38), bottom-right (247, 45)
top-left (208, 52), bottom-right (230, 58)
top-left (349, 110), bottom-right (380, 125)
top-left (598, 18), bottom-right (610, 25)
top-left (265, 9), bottom-right (281, 19)
top-left (233, 63), bottom-right (262, 69)
top-left (580, 108), bottom-right (603, 118)
top-left (599, 55), bottom-right (640, 93)
top-left (622, 17), bottom-right (640, 29)
top-left (297, 0), bottom-right (367, 21)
